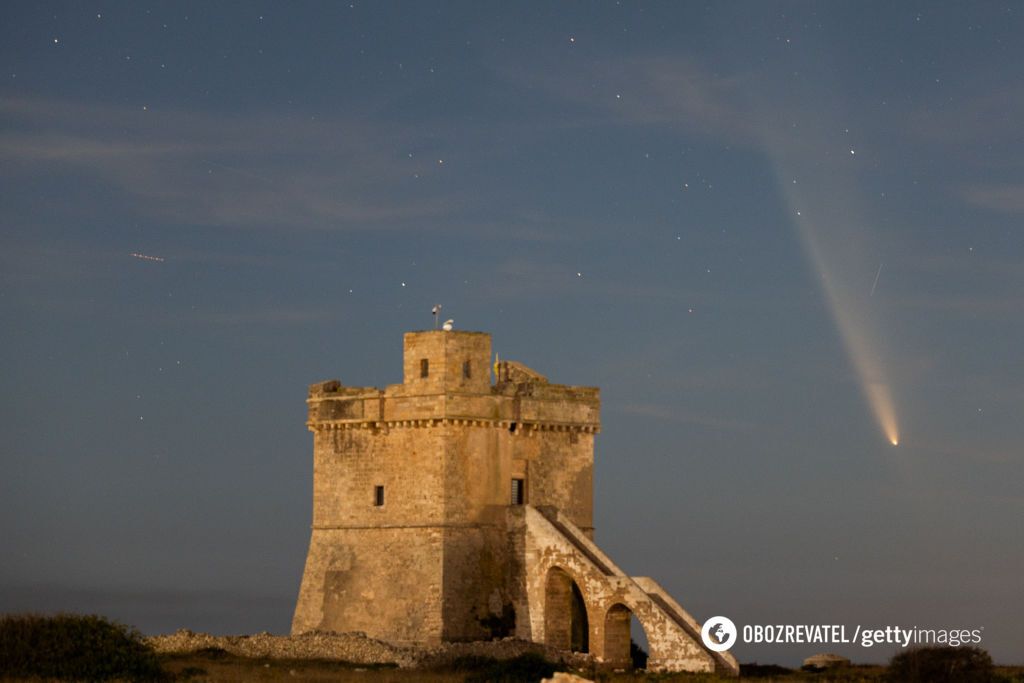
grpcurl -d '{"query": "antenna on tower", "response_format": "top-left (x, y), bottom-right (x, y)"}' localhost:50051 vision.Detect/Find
top-left (431, 304), bottom-right (442, 329)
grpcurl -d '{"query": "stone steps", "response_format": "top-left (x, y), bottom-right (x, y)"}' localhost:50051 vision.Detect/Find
top-left (521, 506), bottom-right (739, 675)
top-left (643, 590), bottom-right (737, 676)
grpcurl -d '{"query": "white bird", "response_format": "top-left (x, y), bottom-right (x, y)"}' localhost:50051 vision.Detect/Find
top-left (442, 319), bottom-right (454, 331)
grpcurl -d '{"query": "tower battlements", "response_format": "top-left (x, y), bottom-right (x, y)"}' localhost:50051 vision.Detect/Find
top-left (306, 330), bottom-right (600, 433)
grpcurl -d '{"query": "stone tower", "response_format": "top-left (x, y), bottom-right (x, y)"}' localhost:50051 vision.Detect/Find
top-left (293, 329), bottom-right (739, 675)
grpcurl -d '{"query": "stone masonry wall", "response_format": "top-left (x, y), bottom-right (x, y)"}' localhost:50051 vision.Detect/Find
top-left (295, 330), bottom-right (602, 652)
top-left (293, 526), bottom-right (444, 644)
top-left (294, 425), bottom-right (450, 641)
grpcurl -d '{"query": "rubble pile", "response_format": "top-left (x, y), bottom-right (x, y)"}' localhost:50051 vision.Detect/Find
top-left (147, 630), bottom-right (593, 670)
top-left (147, 629), bottom-right (417, 667)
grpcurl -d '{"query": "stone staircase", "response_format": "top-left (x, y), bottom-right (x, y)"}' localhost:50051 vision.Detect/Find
top-left (639, 580), bottom-right (738, 676)
top-left (521, 506), bottom-right (739, 675)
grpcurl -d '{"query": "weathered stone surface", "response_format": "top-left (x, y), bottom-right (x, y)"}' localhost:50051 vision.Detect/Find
top-left (291, 330), bottom-right (738, 675)
top-left (509, 505), bottom-right (738, 674)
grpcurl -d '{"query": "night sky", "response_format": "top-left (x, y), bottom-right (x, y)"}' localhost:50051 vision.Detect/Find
top-left (2, 1), bottom-right (1022, 666)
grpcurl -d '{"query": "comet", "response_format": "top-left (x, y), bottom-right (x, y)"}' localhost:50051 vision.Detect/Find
top-left (761, 130), bottom-right (901, 447)
top-left (867, 380), bottom-right (900, 447)
top-left (742, 26), bottom-right (903, 448)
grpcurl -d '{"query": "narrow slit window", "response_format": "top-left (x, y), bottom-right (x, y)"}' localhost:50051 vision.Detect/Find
top-left (511, 478), bottom-right (525, 505)
top-left (374, 485), bottom-right (385, 507)
top-left (420, 358), bottom-right (429, 378)
top-left (463, 360), bottom-right (472, 379)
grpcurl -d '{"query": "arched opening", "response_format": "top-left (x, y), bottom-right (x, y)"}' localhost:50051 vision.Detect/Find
top-left (603, 604), bottom-right (650, 670)
top-left (570, 581), bottom-right (589, 653)
top-left (604, 603), bottom-right (632, 668)
top-left (630, 614), bottom-right (649, 670)
top-left (544, 567), bottom-right (589, 653)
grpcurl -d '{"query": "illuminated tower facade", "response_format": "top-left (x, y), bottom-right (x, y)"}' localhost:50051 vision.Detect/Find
top-left (292, 329), bottom-right (737, 674)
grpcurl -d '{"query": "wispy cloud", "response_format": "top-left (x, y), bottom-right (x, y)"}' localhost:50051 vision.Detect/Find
top-left (504, 54), bottom-right (756, 141)
top-left (187, 307), bottom-right (341, 326)
top-left (910, 86), bottom-right (1024, 147)
top-left (0, 96), bottom-right (464, 232)
top-left (959, 183), bottom-right (1024, 214)
top-left (616, 402), bottom-right (753, 432)
top-left (888, 292), bottom-right (1024, 317)
top-left (905, 85), bottom-right (1024, 213)
top-left (477, 256), bottom-right (702, 304)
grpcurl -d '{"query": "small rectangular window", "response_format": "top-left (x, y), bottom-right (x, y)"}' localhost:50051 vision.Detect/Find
top-left (420, 358), bottom-right (429, 378)
top-left (511, 478), bottom-right (525, 505)
top-left (374, 485), bottom-right (385, 507)
top-left (463, 360), bottom-right (472, 379)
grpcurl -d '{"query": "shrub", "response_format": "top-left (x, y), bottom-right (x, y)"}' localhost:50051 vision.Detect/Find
top-left (889, 645), bottom-right (995, 683)
top-left (444, 654), bottom-right (502, 672)
top-left (460, 653), bottom-right (559, 683)
top-left (630, 639), bottom-right (648, 670)
top-left (0, 612), bottom-right (166, 681)
top-left (176, 666), bottom-right (207, 681)
top-left (742, 662), bottom-right (794, 677)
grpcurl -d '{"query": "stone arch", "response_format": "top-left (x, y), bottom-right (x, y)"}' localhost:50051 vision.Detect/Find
top-left (603, 603), bottom-right (632, 668)
top-left (600, 600), bottom-right (656, 670)
top-left (544, 566), bottom-right (590, 653)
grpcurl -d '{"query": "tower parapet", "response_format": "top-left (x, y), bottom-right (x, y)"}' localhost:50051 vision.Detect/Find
top-left (307, 330), bottom-right (599, 434)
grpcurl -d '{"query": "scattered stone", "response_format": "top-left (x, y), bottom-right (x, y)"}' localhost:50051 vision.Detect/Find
top-left (146, 630), bottom-right (591, 670)
top-left (543, 673), bottom-right (594, 683)
top-left (803, 652), bottom-right (851, 669)
top-left (147, 630), bottom-right (418, 667)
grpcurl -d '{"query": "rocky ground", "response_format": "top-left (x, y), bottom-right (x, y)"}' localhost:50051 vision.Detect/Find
top-left (146, 629), bottom-right (592, 670)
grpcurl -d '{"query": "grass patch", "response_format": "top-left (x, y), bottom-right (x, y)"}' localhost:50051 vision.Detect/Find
top-left (159, 650), bottom-right (437, 683)
top-left (888, 646), bottom-right (998, 683)
top-left (0, 612), bottom-right (166, 682)
top-left (458, 653), bottom-right (559, 683)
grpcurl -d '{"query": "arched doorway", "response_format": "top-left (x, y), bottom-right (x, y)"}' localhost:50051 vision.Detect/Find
top-left (603, 603), bottom-right (632, 668)
top-left (544, 567), bottom-right (589, 653)
top-left (603, 604), bottom-right (649, 669)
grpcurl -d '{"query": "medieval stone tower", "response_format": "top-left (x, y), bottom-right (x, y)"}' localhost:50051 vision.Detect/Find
top-left (293, 329), bottom-right (738, 674)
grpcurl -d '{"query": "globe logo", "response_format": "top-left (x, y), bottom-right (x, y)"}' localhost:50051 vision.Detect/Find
top-left (700, 615), bottom-right (737, 652)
